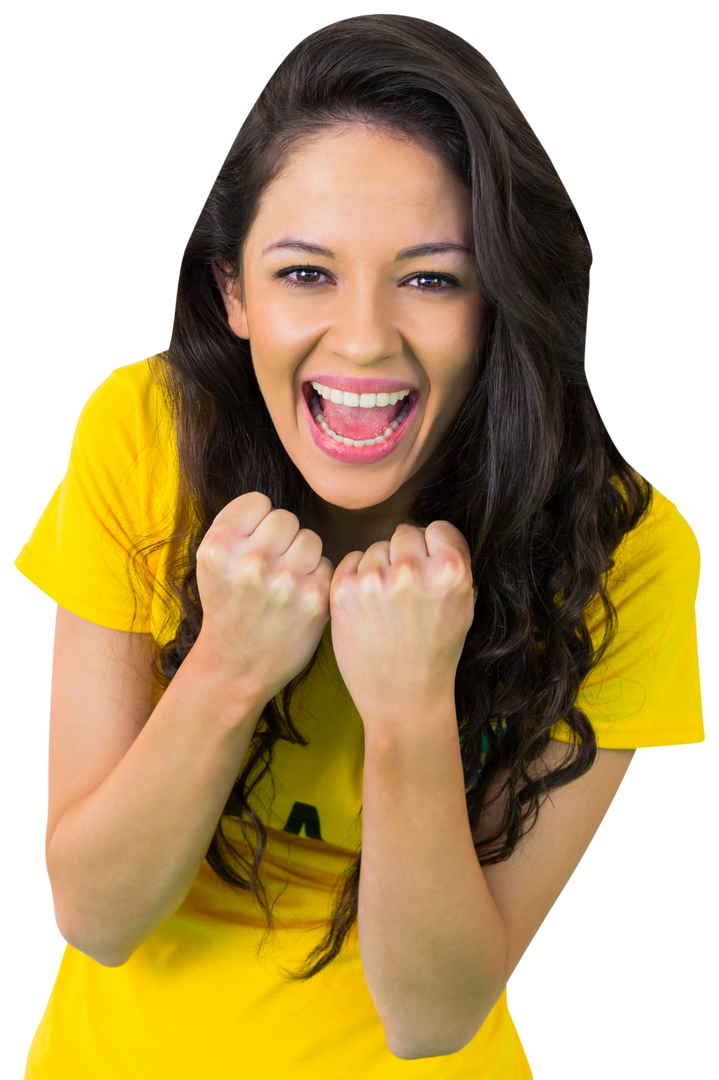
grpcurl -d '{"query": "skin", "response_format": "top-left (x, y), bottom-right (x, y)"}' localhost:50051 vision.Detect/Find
top-left (215, 123), bottom-right (485, 565)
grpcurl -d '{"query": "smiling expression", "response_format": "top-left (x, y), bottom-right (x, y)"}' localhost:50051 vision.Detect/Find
top-left (217, 124), bottom-right (486, 510)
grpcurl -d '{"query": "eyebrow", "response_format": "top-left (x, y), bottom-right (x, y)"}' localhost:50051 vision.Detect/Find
top-left (262, 239), bottom-right (472, 260)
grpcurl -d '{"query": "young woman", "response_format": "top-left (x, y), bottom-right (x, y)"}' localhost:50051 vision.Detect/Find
top-left (15, 14), bottom-right (703, 1079)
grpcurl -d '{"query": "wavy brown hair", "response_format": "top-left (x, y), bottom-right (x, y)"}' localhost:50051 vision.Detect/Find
top-left (146, 14), bottom-right (650, 979)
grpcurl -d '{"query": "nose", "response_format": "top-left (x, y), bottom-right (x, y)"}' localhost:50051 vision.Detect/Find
top-left (323, 278), bottom-right (403, 367)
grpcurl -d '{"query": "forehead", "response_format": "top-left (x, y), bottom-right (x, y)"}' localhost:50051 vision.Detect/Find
top-left (247, 124), bottom-right (472, 253)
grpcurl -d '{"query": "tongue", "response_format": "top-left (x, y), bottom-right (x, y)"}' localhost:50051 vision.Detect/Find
top-left (321, 399), bottom-right (402, 439)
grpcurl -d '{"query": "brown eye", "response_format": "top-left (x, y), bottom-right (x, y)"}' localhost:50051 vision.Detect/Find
top-left (294, 269), bottom-right (322, 283)
top-left (404, 273), bottom-right (459, 290)
top-left (278, 265), bottom-right (334, 288)
top-left (279, 266), bottom-right (457, 290)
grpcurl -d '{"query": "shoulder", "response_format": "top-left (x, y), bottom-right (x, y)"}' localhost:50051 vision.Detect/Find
top-left (609, 486), bottom-right (700, 603)
top-left (69, 355), bottom-right (177, 504)
top-left (75, 355), bottom-right (172, 446)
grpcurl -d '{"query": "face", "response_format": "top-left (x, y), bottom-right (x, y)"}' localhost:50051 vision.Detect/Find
top-left (217, 124), bottom-right (485, 511)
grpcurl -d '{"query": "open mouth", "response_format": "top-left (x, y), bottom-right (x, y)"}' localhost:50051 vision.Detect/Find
top-left (304, 384), bottom-right (414, 438)
top-left (300, 382), bottom-right (416, 462)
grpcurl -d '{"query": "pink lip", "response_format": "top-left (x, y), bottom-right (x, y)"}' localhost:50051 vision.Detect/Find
top-left (301, 385), bottom-right (420, 463)
top-left (305, 374), bottom-right (418, 394)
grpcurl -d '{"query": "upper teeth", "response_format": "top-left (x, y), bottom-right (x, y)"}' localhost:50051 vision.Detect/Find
top-left (311, 381), bottom-right (411, 408)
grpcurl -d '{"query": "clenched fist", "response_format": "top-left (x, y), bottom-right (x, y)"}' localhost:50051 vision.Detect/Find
top-left (194, 492), bottom-right (333, 703)
top-left (328, 520), bottom-right (475, 729)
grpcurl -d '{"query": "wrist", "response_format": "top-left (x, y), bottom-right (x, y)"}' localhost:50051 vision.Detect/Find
top-left (177, 635), bottom-right (272, 725)
top-left (360, 688), bottom-right (459, 747)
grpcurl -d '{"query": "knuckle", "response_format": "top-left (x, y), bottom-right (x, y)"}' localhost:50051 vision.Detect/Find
top-left (197, 533), bottom-right (227, 570)
top-left (301, 525), bottom-right (321, 540)
top-left (270, 508), bottom-right (300, 532)
top-left (237, 548), bottom-right (271, 580)
top-left (240, 491), bottom-right (272, 511)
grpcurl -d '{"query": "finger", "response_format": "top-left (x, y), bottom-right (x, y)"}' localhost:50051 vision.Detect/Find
top-left (388, 524), bottom-right (427, 561)
top-left (358, 540), bottom-right (392, 574)
top-left (248, 507), bottom-right (301, 559)
top-left (425, 520), bottom-right (470, 557)
top-left (424, 521), bottom-right (473, 597)
top-left (282, 527), bottom-right (324, 575)
top-left (313, 554), bottom-right (335, 592)
top-left (333, 549), bottom-right (364, 580)
top-left (211, 491), bottom-right (273, 538)
top-left (330, 550), bottom-right (363, 603)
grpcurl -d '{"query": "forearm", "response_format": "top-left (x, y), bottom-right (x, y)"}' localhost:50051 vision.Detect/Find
top-left (358, 699), bottom-right (507, 1060)
top-left (47, 643), bottom-right (265, 966)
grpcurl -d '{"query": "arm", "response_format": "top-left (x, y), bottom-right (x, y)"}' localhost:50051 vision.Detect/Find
top-left (358, 699), bottom-right (503, 1059)
top-left (360, 715), bottom-right (633, 1059)
top-left (46, 607), bottom-right (265, 966)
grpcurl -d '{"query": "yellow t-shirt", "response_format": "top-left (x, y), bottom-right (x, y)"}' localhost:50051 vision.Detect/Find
top-left (15, 358), bottom-right (704, 1079)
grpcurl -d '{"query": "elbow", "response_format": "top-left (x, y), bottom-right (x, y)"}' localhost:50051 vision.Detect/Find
top-left (386, 1028), bottom-right (479, 1061)
top-left (384, 1013), bottom-right (486, 1061)
top-left (61, 925), bottom-right (135, 968)
top-left (61, 924), bottom-right (134, 967)
top-left (77, 946), bottom-right (133, 969)
top-left (377, 941), bottom-right (507, 1058)
top-left (49, 894), bottom-right (137, 972)
top-left (59, 925), bottom-right (134, 968)
top-left (387, 1039), bottom-right (468, 1062)
top-left (78, 942), bottom-right (134, 968)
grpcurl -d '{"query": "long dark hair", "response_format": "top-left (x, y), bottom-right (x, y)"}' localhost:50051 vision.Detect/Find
top-left (146, 14), bottom-right (650, 979)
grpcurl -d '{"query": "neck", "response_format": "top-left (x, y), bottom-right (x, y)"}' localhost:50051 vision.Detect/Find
top-left (312, 503), bottom-right (403, 568)
top-left (306, 448), bottom-right (447, 566)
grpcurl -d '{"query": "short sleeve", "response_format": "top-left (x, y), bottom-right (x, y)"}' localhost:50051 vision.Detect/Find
top-left (14, 358), bottom-right (178, 635)
top-left (551, 489), bottom-right (704, 749)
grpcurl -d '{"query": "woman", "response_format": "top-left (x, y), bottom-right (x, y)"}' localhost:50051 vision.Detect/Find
top-left (15, 13), bottom-right (703, 1078)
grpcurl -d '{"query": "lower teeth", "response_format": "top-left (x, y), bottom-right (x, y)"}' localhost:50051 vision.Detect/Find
top-left (311, 395), bottom-right (411, 447)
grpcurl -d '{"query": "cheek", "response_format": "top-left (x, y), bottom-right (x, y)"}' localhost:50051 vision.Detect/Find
top-left (433, 363), bottom-right (476, 422)
top-left (248, 319), bottom-right (297, 368)
top-left (405, 290), bottom-right (483, 347)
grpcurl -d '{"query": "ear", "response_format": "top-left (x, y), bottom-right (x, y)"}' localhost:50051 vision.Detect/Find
top-left (211, 262), bottom-right (249, 340)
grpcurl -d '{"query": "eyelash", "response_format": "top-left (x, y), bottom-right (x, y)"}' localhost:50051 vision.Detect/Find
top-left (276, 265), bottom-right (460, 291)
